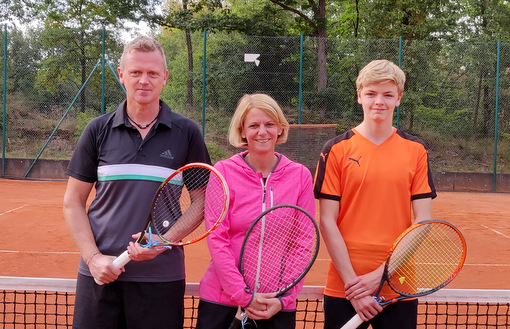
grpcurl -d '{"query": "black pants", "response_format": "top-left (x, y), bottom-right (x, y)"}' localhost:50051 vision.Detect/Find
top-left (73, 274), bottom-right (185, 329)
top-left (323, 295), bottom-right (418, 329)
top-left (195, 299), bottom-right (296, 329)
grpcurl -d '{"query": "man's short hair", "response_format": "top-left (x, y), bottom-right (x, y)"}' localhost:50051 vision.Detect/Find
top-left (119, 35), bottom-right (167, 71)
top-left (356, 59), bottom-right (406, 94)
top-left (228, 93), bottom-right (290, 148)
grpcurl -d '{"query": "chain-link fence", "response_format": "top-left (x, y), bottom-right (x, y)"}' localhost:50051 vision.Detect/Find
top-left (1, 26), bottom-right (509, 190)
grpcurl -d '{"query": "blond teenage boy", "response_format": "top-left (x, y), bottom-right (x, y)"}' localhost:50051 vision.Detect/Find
top-left (314, 59), bottom-right (437, 329)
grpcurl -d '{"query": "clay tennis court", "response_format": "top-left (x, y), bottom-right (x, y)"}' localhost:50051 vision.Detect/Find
top-left (0, 178), bottom-right (509, 290)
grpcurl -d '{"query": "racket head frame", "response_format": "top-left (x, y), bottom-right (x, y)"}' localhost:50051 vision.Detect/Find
top-left (238, 203), bottom-right (320, 297)
top-left (375, 219), bottom-right (467, 305)
top-left (147, 162), bottom-right (230, 246)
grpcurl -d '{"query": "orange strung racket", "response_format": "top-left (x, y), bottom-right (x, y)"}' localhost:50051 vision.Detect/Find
top-left (96, 162), bottom-right (229, 285)
top-left (340, 219), bottom-right (467, 329)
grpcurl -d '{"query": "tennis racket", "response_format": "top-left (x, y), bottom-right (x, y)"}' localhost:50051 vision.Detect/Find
top-left (239, 203), bottom-right (320, 303)
top-left (95, 162), bottom-right (229, 285)
top-left (340, 219), bottom-right (467, 329)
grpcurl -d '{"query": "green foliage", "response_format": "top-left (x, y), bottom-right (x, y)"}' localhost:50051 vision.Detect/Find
top-left (159, 0), bottom-right (251, 33)
top-left (327, 1), bottom-right (362, 38)
top-left (3, 0), bottom-right (510, 175)
top-left (3, 28), bottom-right (42, 101)
top-left (503, 133), bottom-right (510, 146)
top-left (414, 106), bottom-right (473, 138)
top-left (74, 108), bottom-right (99, 140)
top-left (358, 0), bottom-right (461, 40)
top-left (159, 30), bottom-right (199, 109)
top-left (499, 136), bottom-right (510, 168)
top-left (206, 140), bottom-right (227, 164)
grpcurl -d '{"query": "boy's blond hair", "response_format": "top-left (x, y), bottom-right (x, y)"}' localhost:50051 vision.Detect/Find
top-left (356, 59), bottom-right (406, 94)
top-left (119, 35), bottom-right (167, 71)
top-left (228, 93), bottom-right (290, 148)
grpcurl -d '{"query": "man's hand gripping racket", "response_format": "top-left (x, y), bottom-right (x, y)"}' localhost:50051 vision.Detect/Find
top-left (340, 219), bottom-right (467, 329)
top-left (236, 204), bottom-right (320, 323)
top-left (95, 162), bottom-right (229, 285)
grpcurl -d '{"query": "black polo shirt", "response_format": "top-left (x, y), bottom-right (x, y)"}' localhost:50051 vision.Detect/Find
top-left (66, 100), bottom-right (211, 282)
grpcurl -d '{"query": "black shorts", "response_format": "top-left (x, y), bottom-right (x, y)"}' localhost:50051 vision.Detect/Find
top-left (72, 273), bottom-right (185, 329)
top-left (195, 299), bottom-right (296, 329)
top-left (323, 295), bottom-right (418, 329)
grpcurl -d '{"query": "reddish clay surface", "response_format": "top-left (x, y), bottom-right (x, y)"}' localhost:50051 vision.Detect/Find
top-left (0, 179), bottom-right (509, 289)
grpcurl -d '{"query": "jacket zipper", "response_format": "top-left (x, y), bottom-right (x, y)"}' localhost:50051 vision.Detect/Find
top-left (260, 174), bottom-right (274, 213)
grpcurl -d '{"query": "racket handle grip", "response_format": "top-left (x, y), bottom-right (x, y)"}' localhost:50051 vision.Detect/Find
top-left (340, 314), bottom-right (363, 329)
top-left (112, 250), bottom-right (131, 268)
top-left (94, 250), bottom-right (131, 285)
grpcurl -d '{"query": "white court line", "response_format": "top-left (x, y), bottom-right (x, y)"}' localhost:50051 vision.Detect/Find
top-left (463, 263), bottom-right (510, 267)
top-left (481, 224), bottom-right (510, 239)
top-left (0, 205), bottom-right (28, 217)
top-left (317, 258), bottom-right (509, 267)
top-left (0, 250), bottom-right (80, 255)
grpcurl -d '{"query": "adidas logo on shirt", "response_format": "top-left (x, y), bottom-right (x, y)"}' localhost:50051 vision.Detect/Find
top-left (160, 150), bottom-right (174, 160)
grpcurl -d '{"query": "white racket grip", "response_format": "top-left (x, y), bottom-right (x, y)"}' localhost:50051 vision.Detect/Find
top-left (112, 250), bottom-right (131, 268)
top-left (340, 314), bottom-right (363, 329)
top-left (94, 250), bottom-right (131, 285)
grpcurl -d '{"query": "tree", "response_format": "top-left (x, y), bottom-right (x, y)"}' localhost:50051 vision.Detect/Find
top-left (3, 28), bottom-right (42, 101)
top-left (141, 1), bottom-right (244, 110)
top-left (264, 0), bottom-right (329, 116)
top-left (455, 0), bottom-right (510, 137)
top-left (4, 0), bottom-right (137, 113)
top-left (38, 2), bottom-right (125, 112)
top-left (154, 0), bottom-right (331, 115)
top-left (327, 0), bottom-right (362, 38)
top-left (359, 0), bottom-right (461, 40)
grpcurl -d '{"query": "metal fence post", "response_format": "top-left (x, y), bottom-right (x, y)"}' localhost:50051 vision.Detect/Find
top-left (101, 26), bottom-right (106, 114)
top-left (396, 35), bottom-right (403, 129)
top-left (2, 24), bottom-right (7, 176)
top-left (298, 34), bottom-right (303, 124)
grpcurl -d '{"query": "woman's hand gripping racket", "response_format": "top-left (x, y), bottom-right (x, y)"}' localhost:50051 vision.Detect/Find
top-left (238, 204), bottom-right (320, 321)
top-left (340, 219), bottom-right (467, 329)
top-left (95, 162), bottom-right (229, 285)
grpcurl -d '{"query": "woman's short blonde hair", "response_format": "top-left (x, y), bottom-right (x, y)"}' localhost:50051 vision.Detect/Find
top-left (228, 94), bottom-right (290, 148)
top-left (356, 59), bottom-right (406, 95)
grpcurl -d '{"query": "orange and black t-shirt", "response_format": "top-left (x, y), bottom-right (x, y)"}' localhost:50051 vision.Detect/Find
top-left (314, 128), bottom-right (436, 299)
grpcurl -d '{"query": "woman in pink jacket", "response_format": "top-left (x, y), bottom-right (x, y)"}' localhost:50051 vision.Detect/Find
top-left (195, 93), bottom-right (316, 329)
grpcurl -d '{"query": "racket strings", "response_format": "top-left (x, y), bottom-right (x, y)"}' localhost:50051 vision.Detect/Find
top-left (241, 206), bottom-right (319, 295)
top-left (151, 166), bottom-right (228, 245)
top-left (388, 222), bottom-right (465, 295)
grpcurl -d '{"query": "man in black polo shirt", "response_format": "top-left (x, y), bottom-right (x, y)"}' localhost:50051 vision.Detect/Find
top-left (63, 35), bottom-right (210, 329)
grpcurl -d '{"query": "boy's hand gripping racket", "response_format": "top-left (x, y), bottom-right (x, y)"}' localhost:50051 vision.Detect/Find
top-left (340, 219), bottom-right (467, 329)
top-left (95, 162), bottom-right (229, 285)
top-left (238, 204), bottom-right (319, 315)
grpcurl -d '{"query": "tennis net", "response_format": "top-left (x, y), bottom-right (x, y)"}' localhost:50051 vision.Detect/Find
top-left (1, 276), bottom-right (509, 328)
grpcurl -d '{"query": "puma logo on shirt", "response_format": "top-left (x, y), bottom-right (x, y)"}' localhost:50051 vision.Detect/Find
top-left (348, 156), bottom-right (362, 166)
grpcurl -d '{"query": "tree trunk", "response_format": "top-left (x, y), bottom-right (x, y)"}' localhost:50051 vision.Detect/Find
top-left (482, 84), bottom-right (490, 138)
top-left (316, 0), bottom-right (327, 118)
top-left (186, 30), bottom-right (194, 111)
top-left (317, 36), bottom-right (327, 118)
top-left (473, 70), bottom-right (483, 136)
top-left (354, 0), bottom-right (360, 38)
top-left (80, 45), bottom-right (86, 113)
